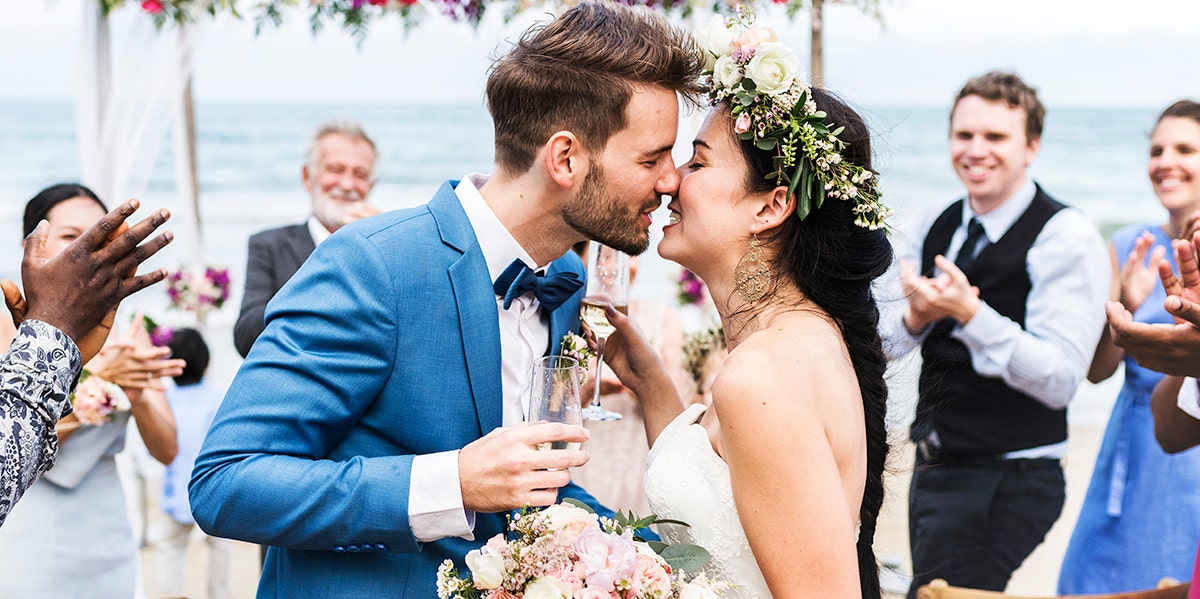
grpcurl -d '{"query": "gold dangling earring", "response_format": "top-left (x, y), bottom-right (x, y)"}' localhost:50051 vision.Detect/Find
top-left (734, 232), bottom-right (770, 303)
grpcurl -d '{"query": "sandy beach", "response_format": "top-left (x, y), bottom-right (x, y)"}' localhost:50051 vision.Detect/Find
top-left (133, 331), bottom-right (1125, 599)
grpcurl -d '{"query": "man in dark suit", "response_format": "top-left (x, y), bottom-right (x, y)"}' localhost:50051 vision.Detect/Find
top-left (884, 72), bottom-right (1111, 596)
top-left (233, 120), bottom-right (380, 357)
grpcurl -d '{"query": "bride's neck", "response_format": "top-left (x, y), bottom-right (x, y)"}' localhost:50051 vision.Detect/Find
top-left (717, 283), bottom-right (809, 350)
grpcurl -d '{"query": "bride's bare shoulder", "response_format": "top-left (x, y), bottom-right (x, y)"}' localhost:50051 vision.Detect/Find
top-left (711, 315), bottom-right (856, 414)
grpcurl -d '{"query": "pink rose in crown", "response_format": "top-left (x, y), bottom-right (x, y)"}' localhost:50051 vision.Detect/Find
top-left (735, 113), bottom-right (753, 135)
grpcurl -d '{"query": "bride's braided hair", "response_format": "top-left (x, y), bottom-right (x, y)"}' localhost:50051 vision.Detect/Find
top-left (737, 87), bottom-right (891, 599)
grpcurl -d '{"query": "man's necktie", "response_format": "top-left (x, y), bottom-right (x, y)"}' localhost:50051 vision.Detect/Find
top-left (493, 259), bottom-right (583, 311)
top-left (954, 217), bottom-right (987, 270)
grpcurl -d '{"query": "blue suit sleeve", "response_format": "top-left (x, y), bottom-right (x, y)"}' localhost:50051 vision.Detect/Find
top-left (190, 229), bottom-right (421, 553)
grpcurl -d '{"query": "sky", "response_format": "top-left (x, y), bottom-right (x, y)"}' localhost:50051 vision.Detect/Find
top-left (1, 0), bottom-right (1197, 108)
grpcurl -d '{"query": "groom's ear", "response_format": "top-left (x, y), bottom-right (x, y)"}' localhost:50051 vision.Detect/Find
top-left (545, 131), bottom-right (586, 189)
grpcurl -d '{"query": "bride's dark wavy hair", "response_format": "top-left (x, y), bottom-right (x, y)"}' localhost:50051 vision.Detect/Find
top-left (734, 88), bottom-right (892, 599)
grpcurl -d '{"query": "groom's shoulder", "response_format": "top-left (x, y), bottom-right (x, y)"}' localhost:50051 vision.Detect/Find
top-left (339, 182), bottom-right (462, 249)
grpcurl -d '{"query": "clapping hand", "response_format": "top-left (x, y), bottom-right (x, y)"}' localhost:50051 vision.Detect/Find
top-left (1, 200), bottom-right (172, 363)
top-left (899, 256), bottom-right (982, 332)
top-left (1109, 231), bottom-right (1200, 377)
top-left (1117, 231), bottom-right (1167, 313)
top-left (87, 313), bottom-right (186, 396)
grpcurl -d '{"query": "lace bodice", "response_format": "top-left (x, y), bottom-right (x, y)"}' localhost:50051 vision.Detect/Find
top-left (644, 404), bottom-right (771, 598)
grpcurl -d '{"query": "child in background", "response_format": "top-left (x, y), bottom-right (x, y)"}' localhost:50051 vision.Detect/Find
top-left (150, 328), bottom-right (231, 599)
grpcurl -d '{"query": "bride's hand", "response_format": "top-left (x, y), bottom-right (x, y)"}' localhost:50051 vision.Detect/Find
top-left (596, 304), bottom-right (670, 398)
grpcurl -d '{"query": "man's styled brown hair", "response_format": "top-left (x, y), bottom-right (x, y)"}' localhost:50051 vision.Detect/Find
top-left (486, 1), bottom-right (705, 176)
top-left (953, 71), bottom-right (1046, 143)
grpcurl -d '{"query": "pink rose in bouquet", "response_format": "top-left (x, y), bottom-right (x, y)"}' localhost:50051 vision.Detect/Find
top-left (70, 371), bottom-right (126, 426)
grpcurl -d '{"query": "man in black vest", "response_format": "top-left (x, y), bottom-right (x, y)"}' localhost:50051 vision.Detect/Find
top-left (234, 120), bottom-right (380, 358)
top-left (887, 72), bottom-right (1111, 597)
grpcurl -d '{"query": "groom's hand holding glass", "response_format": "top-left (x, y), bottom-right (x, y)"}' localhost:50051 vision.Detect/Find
top-left (457, 419), bottom-right (590, 512)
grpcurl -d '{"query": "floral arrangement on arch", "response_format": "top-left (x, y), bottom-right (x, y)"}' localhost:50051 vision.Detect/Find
top-left (437, 500), bottom-right (727, 599)
top-left (92, 0), bottom-right (831, 44)
top-left (69, 370), bottom-right (130, 427)
top-left (166, 265), bottom-right (232, 318)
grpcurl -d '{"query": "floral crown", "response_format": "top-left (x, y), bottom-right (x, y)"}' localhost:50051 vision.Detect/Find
top-left (693, 10), bottom-right (890, 230)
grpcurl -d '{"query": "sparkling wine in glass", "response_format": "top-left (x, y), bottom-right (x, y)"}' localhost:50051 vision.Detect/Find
top-left (580, 243), bottom-right (630, 422)
top-left (526, 355), bottom-right (583, 451)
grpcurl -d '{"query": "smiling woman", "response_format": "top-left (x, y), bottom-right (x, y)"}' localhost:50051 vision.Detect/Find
top-left (1057, 99), bottom-right (1200, 595)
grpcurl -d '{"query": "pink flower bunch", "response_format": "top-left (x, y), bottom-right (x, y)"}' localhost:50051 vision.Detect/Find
top-left (166, 265), bottom-right (232, 316)
top-left (676, 269), bottom-right (707, 307)
top-left (141, 0), bottom-right (164, 13)
top-left (437, 502), bottom-right (721, 599)
top-left (70, 371), bottom-right (126, 426)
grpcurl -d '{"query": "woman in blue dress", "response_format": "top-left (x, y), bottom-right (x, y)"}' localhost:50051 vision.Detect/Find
top-left (1059, 100), bottom-right (1200, 594)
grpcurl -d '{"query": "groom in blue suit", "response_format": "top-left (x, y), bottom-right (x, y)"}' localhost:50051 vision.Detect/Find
top-left (189, 3), bottom-right (704, 597)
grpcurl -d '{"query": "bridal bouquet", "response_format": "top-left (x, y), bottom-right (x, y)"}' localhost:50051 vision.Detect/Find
top-left (70, 370), bottom-right (129, 426)
top-left (437, 500), bottom-right (725, 599)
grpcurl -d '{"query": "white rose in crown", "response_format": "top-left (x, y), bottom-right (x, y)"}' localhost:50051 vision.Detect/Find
top-left (745, 42), bottom-right (800, 95)
top-left (693, 14), bottom-right (735, 70)
top-left (523, 576), bottom-right (573, 599)
top-left (463, 546), bottom-right (504, 590)
top-left (713, 55), bottom-right (743, 89)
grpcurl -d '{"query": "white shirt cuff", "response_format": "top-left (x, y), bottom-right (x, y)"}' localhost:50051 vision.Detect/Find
top-left (1177, 378), bottom-right (1200, 421)
top-left (408, 450), bottom-right (475, 542)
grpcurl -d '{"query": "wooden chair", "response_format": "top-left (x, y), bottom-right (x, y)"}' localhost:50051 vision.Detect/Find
top-left (915, 578), bottom-right (1190, 599)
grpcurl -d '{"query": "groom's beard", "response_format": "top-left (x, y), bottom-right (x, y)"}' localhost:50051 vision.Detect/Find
top-left (563, 161), bottom-right (655, 256)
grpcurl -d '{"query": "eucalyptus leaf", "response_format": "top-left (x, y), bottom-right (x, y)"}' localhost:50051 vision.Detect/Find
top-left (755, 137), bottom-right (777, 151)
top-left (831, 125), bottom-right (845, 137)
top-left (561, 498), bottom-right (594, 513)
top-left (661, 544), bottom-right (712, 573)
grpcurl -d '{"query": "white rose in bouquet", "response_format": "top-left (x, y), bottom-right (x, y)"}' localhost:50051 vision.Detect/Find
top-left (524, 576), bottom-right (573, 599)
top-left (464, 546), bottom-right (504, 590)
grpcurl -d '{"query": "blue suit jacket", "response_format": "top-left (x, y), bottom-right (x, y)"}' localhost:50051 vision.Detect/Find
top-left (190, 182), bottom-right (599, 598)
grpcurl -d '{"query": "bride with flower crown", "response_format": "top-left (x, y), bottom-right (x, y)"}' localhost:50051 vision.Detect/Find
top-left (597, 12), bottom-right (892, 599)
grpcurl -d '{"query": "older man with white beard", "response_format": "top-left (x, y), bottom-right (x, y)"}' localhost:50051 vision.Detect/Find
top-left (234, 120), bottom-right (380, 358)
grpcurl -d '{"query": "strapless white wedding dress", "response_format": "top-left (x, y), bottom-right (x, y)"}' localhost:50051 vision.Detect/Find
top-left (644, 403), bottom-right (772, 598)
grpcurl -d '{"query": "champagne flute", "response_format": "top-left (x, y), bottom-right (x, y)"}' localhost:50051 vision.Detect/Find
top-left (526, 355), bottom-right (583, 451)
top-left (579, 243), bottom-right (629, 421)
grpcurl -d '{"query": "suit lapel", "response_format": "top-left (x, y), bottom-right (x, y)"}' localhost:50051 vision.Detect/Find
top-left (431, 184), bottom-right (504, 434)
top-left (284, 224), bottom-right (317, 276)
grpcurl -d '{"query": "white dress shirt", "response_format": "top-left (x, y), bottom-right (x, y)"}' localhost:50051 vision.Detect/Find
top-left (1177, 378), bottom-right (1200, 421)
top-left (306, 215), bottom-right (332, 247)
top-left (881, 177), bottom-right (1112, 458)
top-left (407, 174), bottom-right (554, 542)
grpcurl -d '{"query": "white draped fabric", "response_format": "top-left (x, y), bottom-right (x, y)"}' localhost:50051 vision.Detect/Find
top-left (76, 1), bottom-right (204, 264)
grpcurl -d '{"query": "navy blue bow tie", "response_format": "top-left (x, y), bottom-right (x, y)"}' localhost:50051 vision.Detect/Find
top-left (493, 259), bottom-right (583, 311)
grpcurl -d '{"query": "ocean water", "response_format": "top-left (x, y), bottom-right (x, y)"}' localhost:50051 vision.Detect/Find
top-left (0, 100), bottom-right (1164, 414)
